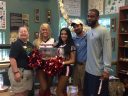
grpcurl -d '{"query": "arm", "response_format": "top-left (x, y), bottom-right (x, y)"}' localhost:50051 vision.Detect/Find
top-left (10, 57), bottom-right (22, 82)
top-left (102, 30), bottom-right (112, 79)
top-left (9, 41), bottom-right (22, 82)
top-left (10, 58), bottom-right (19, 73)
top-left (63, 51), bottom-right (76, 65)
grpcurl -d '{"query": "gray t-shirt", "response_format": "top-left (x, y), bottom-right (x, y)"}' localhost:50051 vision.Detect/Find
top-left (86, 25), bottom-right (112, 76)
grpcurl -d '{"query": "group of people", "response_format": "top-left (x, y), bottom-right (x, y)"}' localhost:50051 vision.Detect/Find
top-left (8, 9), bottom-right (112, 96)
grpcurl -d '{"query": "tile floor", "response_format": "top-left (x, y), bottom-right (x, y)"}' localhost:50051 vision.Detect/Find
top-left (34, 85), bottom-right (78, 96)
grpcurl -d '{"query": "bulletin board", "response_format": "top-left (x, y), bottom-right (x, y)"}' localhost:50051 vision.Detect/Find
top-left (88, 0), bottom-right (104, 15)
top-left (63, 0), bottom-right (81, 17)
top-left (105, 0), bottom-right (125, 14)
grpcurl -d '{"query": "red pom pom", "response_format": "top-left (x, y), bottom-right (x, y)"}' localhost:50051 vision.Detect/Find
top-left (28, 48), bottom-right (64, 76)
top-left (42, 56), bottom-right (64, 76)
top-left (28, 48), bottom-right (42, 68)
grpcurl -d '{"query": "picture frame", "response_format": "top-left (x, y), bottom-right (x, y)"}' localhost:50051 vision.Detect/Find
top-left (34, 8), bottom-right (40, 22)
top-left (47, 10), bottom-right (51, 24)
top-left (22, 14), bottom-right (29, 27)
top-left (34, 32), bottom-right (39, 39)
top-left (110, 18), bottom-right (116, 32)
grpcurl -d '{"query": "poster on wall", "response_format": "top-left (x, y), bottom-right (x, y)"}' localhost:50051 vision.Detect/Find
top-left (22, 14), bottom-right (29, 27)
top-left (63, 0), bottom-right (81, 17)
top-left (105, 0), bottom-right (125, 14)
top-left (10, 13), bottom-right (22, 32)
top-left (88, 0), bottom-right (104, 15)
top-left (0, 1), bottom-right (6, 29)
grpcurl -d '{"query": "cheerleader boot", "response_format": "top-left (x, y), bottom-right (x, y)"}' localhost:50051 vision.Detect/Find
top-left (38, 90), bottom-right (45, 96)
top-left (45, 89), bottom-right (52, 96)
top-left (64, 92), bottom-right (67, 96)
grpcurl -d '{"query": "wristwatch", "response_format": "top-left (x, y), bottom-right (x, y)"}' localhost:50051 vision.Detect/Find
top-left (13, 71), bottom-right (19, 75)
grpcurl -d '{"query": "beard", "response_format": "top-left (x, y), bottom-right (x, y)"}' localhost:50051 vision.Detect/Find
top-left (86, 20), bottom-right (97, 28)
top-left (75, 29), bottom-right (83, 35)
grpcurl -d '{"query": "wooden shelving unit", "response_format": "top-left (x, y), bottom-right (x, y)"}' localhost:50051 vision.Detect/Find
top-left (117, 6), bottom-right (128, 89)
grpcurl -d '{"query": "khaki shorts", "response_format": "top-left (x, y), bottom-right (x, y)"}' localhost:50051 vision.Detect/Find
top-left (73, 64), bottom-right (85, 90)
top-left (8, 67), bottom-right (33, 93)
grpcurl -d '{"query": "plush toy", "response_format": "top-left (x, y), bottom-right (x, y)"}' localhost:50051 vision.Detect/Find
top-left (9, 32), bottom-right (18, 44)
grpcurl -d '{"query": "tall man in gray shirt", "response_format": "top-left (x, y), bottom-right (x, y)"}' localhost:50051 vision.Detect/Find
top-left (84, 9), bottom-right (112, 96)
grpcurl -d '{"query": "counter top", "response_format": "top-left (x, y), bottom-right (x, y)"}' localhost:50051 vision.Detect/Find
top-left (0, 91), bottom-right (13, 96)
top-left (0, 63), bottom-right (10, 68)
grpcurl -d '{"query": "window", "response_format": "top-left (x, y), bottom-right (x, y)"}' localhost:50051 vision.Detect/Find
top-left (0, 31), bottom-right (5, 44)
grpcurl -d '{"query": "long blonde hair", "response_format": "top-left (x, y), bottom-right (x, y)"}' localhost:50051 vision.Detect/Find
top-left (34, 23), bottom-right (52, 48)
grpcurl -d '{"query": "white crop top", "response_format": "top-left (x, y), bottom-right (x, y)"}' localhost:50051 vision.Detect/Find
top-left (39, 38), bottom-right (54, 48)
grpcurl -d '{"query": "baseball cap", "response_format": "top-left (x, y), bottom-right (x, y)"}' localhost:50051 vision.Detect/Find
top-left (71, 19), bottom-right (83, 26)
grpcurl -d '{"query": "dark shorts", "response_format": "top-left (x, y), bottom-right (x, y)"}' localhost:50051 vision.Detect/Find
top-left (58, 65), bottom-right (73, 77)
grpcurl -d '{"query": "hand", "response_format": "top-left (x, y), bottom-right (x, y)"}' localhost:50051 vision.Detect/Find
top-left (100, 70), bottom-right (109, 80)
top-left (14, 72), bottom-right (22, 82)
top-left (62, 61), bottom-right (65, 65)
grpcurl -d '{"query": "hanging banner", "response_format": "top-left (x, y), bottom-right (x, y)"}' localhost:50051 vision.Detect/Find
top-left (0, 1), bottom-right (6, 29)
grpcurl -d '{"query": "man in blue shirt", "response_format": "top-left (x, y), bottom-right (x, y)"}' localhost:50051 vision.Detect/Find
top-left (71, 19), bottom-right (88, 96)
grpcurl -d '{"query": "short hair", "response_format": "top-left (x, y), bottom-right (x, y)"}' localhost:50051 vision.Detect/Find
top-left (89, 9), bottom-right (99, 17)
top-left (18, 25), bottom-right (29, 32)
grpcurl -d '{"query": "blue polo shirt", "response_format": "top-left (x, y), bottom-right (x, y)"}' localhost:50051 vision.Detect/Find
top-left (73, 32), bottom-right (87, 63)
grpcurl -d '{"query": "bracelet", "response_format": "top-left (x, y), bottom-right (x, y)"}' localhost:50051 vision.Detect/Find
top-left (13, 71), bottom-right (19, 75)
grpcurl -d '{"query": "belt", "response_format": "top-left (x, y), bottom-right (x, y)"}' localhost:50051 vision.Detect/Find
top-left (76, 62), bottom-right (85, 65)
top-left (9, 66), bottom-right (31, 70)
top-left (17, 67), bottom-right (32, 70)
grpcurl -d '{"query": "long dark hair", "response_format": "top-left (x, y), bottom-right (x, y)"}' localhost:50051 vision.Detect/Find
top-left (56, 27), bottom-right (75, 56)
